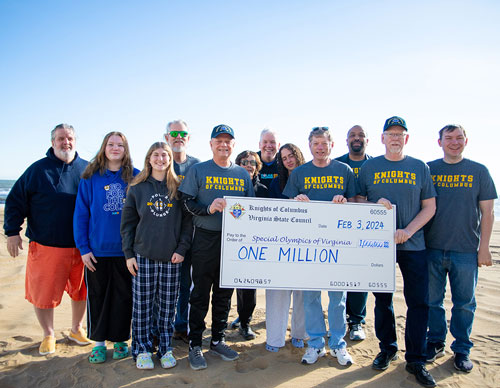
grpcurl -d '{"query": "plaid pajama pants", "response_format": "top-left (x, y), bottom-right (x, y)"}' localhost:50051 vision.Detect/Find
top-left (131, 254), bottom-right (181, 358)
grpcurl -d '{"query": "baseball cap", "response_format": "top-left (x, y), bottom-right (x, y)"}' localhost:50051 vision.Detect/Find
top-left (211, 124), bottom-right (235, 139)
top-left (383, 116), bottom-right (408, 132)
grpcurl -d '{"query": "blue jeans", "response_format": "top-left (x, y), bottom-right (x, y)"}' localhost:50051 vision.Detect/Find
top-left (303, 290), bottom-right (346, 350)
top-left (427, 248), bottom-right (477, 355)
top-left (374, 250), bottom-right (429, 363)
top-left (174, 250), bottom-right (192, 332)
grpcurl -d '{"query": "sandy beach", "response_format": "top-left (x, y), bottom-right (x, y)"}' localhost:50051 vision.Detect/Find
top-left (1, 208), bottom-right (499, 388)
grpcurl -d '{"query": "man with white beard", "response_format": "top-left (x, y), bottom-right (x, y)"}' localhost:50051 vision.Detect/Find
top-left (164, 120), bottom-right (200, 343)
top-left (4, 123), bottom-right (90, 355)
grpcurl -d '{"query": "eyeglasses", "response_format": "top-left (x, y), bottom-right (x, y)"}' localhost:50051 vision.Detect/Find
top-left (240, 160), bottom-right (257, 166)
top-left (384, 132), bottom-right (407, 138)
top-left (169, 131), bottom-right (188, 138)
top-left (312, 126), bottom-right (329, 131)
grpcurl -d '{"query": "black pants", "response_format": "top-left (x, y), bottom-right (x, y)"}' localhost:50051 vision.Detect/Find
top-left (374, 250), bottom-right (429, 363)
top-left (85, 257), bottom-right (132, 342)
top-left (236, 288), bottom-right (256, 327)
top-left (188, 228), bottom-right (233, 347)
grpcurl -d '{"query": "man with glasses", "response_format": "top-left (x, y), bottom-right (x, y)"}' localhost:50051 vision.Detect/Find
top-left (425, 124), bottom-right (496, 372)
top-left (335, 125), bottom-right (372, 342)
top-left (180, 124), bottom-right (254, 370)
top-left (164, 120), bottom-right (200, 344)
top-left (284, 126), bottom-right (357, 366)
top-left (357, 116), bottom-right (437, 387)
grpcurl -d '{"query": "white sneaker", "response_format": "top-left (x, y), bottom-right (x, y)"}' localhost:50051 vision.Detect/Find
top-left (349, 324), bottom-right (366, 341)
top-left (301, 347), bottom-right (326, 364)
top-left (331, 348), bottom-right (353, 366)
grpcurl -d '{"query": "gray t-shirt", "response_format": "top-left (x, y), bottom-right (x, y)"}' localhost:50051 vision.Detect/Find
top-left (357, 155), bottom-right (436, 251)
top-left (283, 160), bottom-right (358, 201)
top-left (174, 154), bottom-right (200, 182)
top-left (335, 153), bottom-right (372, 179)
top-left (425, 158), bottom-right (497, 253)
top-left (179, 159), bottom-right (255, 231)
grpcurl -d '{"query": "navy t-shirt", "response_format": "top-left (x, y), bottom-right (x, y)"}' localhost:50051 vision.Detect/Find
top-left (335, 153), bottom-right (372, 179)
top-left (357, 155), bottom-right (436, 251)
top-left (179, 160), bottom-right (255, 231)
top-left (257, 151), bottom-right (278, 189)
top-left (425, 158), bottom-right (497, 253)
top-left (283, 160), bottom-right (358, 201)
top-left (174, 154), bottom-right (200, 182)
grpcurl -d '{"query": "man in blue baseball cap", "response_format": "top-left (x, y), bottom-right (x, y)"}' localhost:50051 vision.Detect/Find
top-left (357, 116), bottom-right (437, 387)
top-left (179, 124), bottom-right (255, 370)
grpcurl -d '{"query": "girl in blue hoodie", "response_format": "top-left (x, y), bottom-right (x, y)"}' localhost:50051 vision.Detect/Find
top-left (73, 131), bottom-right (138, 364)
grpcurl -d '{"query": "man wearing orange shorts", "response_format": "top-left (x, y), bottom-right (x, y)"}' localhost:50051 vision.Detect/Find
top-left (4, 123), bottom-right (91, 355)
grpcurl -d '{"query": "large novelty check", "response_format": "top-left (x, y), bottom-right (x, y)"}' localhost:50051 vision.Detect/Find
top-left (220, 197), bottom-right (396, 292)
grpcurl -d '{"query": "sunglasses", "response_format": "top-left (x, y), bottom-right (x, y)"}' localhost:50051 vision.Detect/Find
top-left (240, 160), bottom-right (257, 166)
top-left (312, 126), bottom-right (329, 131)
top-left (169, 131), bottom-right (189, 138)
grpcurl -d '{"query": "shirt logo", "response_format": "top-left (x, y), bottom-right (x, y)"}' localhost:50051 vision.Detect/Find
top-left (147, 193), bottom-right (172, 217)
top-left (103, 183), bottom-right (125, 213)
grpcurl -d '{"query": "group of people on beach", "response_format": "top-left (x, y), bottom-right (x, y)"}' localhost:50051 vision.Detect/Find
top-left (3, 116), bottom-right (496, 387)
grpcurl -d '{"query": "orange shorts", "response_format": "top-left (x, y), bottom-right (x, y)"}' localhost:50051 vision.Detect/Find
top-left (25, 241), bottom-right (86, 309)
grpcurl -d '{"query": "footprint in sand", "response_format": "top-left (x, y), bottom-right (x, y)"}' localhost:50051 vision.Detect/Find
top-left (235, 357), bottom-right (269, 373)
top-left (13, 336), bottom-right (33, 342)
top-left (174, 376), bottom-right (193, 385)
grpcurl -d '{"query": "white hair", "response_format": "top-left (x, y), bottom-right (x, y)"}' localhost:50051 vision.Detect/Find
top-left (260, 128), bottom-right (278, 141)
top-left (51, 123), bottom-right (75, 141)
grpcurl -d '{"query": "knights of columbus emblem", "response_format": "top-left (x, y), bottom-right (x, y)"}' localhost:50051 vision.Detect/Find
top-left (229, 203), bottom-right (245, 219)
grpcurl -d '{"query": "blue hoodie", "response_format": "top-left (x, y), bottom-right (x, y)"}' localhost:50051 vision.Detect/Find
top-left (4, 148), bottom-right (88, 247)
top-left (73, 167), bottom-right (139, 257)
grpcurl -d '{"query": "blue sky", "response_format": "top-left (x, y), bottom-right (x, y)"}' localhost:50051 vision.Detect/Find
top-left (1, 0), bottom-right (499, 190)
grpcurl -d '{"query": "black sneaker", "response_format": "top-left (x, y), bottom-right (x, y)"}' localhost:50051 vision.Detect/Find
top-left (454, 352), bottom-right (473, 373)
top-left (238, 325), bottom-right (256, 340)
top-left (425, 342), bottom-right (445, 363)
top-left (372, 350), bottom-right (398, 370)
top-left (406, 362), bottom-right (436, 387)
top-left (210, 341), bottom-right (239, 361)
top-left (188, 346), bottom-right (207, 370)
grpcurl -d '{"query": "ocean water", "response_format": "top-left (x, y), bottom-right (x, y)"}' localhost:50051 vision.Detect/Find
top-left (0, 180), bottom-right (15, 205)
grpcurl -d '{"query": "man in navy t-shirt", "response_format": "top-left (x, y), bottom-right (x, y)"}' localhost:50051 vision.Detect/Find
top-left (257, 128), bottom-right (280, 189)
top-left (335, 125), bottom-right (372, 342)
top-left (357, 116), bottom-right (437, 387)
top-left (284, 126), bottom-right (357, 367)
top-left (164, 120), bottom-right (200, 344)
top-left (425, 124), bottom-right (497, 373)
top-left (179, 124), bottom-right (254, 370)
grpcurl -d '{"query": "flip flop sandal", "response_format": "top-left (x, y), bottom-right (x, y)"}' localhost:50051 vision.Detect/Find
top-left (89, 346), bottom-right (107, 363)
top-left (113, 342), bottom-right (129, 360)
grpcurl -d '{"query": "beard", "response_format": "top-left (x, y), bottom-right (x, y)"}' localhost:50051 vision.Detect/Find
top-left (349, 141), bottom-right (364, 153)
top-left (171, 144), bottom-right (186, 153)
top-left (54, 148), bottom-right (75, 163)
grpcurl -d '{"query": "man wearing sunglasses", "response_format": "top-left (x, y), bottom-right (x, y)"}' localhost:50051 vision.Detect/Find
top-left (164, 120), bottom-right (200, 345)
top-left (357, 116), bottom-right (437, 387)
